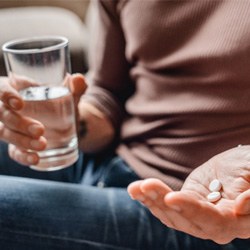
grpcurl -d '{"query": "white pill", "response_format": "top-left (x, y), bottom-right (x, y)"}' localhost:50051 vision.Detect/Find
top-left (207, 191), bottom-right (221, 203)
top-left (209, 179), bottom-right (222, 192)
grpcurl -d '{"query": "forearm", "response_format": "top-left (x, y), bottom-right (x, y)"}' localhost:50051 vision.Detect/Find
top-left (77, 101), bottom-right (115, 153)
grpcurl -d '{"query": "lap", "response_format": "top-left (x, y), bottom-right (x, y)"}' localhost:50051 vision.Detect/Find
top-left (0, 141), bottom-right (139, 187)
top-left (0, 175), bottom-right (224, 250)
top-left (0, 142), bottom-right (247, 249)
top-left (0, 175), bottom-right (140, 249)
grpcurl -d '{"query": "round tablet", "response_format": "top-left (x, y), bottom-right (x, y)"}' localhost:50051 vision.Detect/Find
top-left (207, 191), bottom-right (221, 203)
top-left (209, 179), bottom-right (222, 192)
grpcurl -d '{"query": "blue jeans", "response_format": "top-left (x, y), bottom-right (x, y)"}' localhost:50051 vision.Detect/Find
top-left (0, 142), bottom-right (248, 250)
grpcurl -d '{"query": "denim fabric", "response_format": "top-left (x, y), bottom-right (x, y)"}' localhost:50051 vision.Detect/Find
top-left (0, 141), bottom-right (248, 250)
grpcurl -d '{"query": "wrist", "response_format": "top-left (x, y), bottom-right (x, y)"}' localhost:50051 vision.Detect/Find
top-left (78, 101), bottom-right (115, 153)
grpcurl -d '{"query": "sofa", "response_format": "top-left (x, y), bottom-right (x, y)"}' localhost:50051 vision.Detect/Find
top-left (0, 0), bottom-right (90, 75)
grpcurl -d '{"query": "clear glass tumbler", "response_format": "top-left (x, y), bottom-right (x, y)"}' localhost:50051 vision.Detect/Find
top-left (2, 36), bottom-right (79, 171)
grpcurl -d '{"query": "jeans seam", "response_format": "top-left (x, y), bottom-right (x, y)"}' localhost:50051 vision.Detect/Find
top-left (0, 228), bottom-right (137, 250)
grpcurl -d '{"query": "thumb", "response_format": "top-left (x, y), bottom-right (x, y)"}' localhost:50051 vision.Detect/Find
top-left (0, 76), bottom-right (23, 110)
top-left (69, 73), bottom-right (88, 99)
top-left (235, 189), bottom-right (250, 215)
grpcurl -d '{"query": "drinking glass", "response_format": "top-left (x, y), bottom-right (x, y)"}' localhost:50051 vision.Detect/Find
top-left (2, 36), bottom-right (79, 171)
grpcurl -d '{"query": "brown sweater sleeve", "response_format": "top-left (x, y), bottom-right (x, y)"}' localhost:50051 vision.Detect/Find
top-left (82, 0), bottom-right (132, 130)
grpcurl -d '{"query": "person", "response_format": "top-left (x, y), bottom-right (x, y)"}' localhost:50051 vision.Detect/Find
top-left (0, 0), bottom-right (249, 249)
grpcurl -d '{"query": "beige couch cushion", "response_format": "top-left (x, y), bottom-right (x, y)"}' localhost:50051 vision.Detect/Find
top-left (0, 6), bottom-right (89, 75)
top-left (0, 0), bottom-right (89, 21)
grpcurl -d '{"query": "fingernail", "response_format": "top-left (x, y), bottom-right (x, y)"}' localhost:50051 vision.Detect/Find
top-left (27, 155), bottom-right (36, 164)
top-left (8, 97), bottom-right (20, 109)
top-left (143, 200), bottom-right (153, 207)
top-left (168, 204), bottom-right (182, 212)
top-left (28, 124), bottom-right (43, 137)
top-left (136, 195), bottom-right (146, 202)
top-left (30, 140), bottom-right (43, 150)
top-left (72, 74), bottom-right (87, 92)
top-left (128, 194), bottom-right (136, 200)
top-left (147, 191), bottom-right (158, 200)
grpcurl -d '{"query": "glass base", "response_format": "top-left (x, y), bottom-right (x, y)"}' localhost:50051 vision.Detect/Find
top-left (29, 144), bottom-right (79, 171)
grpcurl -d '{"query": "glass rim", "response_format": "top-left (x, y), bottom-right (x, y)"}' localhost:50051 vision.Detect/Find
top-left (2, 35), bottom-right (68, 54)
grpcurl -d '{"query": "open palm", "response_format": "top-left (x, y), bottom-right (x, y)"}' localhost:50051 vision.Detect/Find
top-left (128, 146), bottom-right (250, 244)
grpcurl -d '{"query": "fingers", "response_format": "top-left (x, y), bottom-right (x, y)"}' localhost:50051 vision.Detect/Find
top-left (128, 179), bottom-right (175, 226)
top-left (235, 189), bottom-right (250, 215)
top-left (0, 104), bottom-right (46, 153)
top-left (69, 73), bottom-right (87, 103)
top-left (128, 179), bottom-right (240, 244)
top-left (0, 76), bottom-right (44, 141)
top-left (65, 73), bottom-right (87, 138)
top-left (137, 180), bottom-right (206, 238)
top-left (128, 179), bottom-right (209, 239)
top-left (8, 144), bottom-right (39, 166)
top-left (127, 180), bottom-right (147, 201)
top-left (140, 178), bottom-right (173, 202)
top-left (164, 192), bottom-right (235, 244)
top-left (0, 76), bottom-right (46, 166)
top-left (128, 180), bottom-right (173, 226)
top-left (0, 102), bottom-right (44, 139)
top-left (0, 77), bottom-right (23, 110)
top-left (0, 124), bottom-right (46, 151)
top-left (0, 77), bottom-right (45, 143)
top-left (138, 179), bottom-right (184, 228)
top-left (127, 179), bottom-right (170, 209)
top-left (128, 178), bottom-right (172, 203)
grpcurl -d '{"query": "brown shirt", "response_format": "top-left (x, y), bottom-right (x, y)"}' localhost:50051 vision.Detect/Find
top-left (84, 0), bottom-right (250, 190)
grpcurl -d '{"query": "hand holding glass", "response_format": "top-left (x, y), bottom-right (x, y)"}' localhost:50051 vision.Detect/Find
top-left (2, 36), bottom-right (78, 171)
